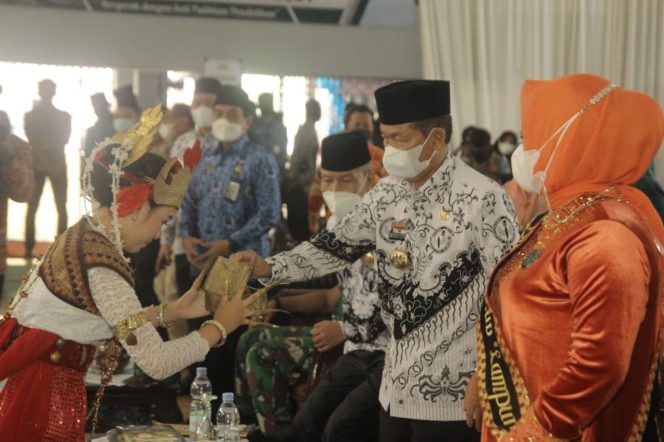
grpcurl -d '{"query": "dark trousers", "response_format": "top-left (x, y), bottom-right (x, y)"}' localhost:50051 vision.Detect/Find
top-left (128, 239), bottom-right (168, 342)
top-left (25, 168), bottom-right (67, 254)
top-left (201, 325), bottom-right (247, 417)
top-left (128, 239), bottom-right (161, 307)
top-left (174, 254), bottom-right (191, 296)
top-left (294, 350), bottom-right (384, 442)
top-left (283, 183), bottom-right (310, 242)
top-left (379, 409), bottom-right (480, 442)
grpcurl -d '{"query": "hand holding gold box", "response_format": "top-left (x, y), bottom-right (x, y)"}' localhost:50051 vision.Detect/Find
top-left (199, 256), bottom-right (254, 312)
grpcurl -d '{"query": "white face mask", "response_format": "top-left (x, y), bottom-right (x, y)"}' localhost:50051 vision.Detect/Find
top-left (322, 191), bottom-right (362, 218)
top-left (497, 141), bottom-right (516, 155)
top-left (212, 118), bottom-right (244, 143)
top-left (382, 131), bottom-right (435, 179)
top-left (512, 82), bottom-right (617, 199)
top-left (113, 118), bottom-right (133, 133)
top-left (158, 123), bottom-right (173, 141)
top-left (511, 143), bottom-right (546, 194)
top-left (191, 106), bottom-right (213, 129)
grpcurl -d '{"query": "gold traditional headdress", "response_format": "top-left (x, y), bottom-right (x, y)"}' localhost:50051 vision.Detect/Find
top-left (112, 104), bottom-right (163, 167)
top-left (81, 104), bottom-right (202, 260)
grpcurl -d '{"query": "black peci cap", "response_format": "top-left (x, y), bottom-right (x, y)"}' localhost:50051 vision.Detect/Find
top-left (321, 132), bottom-right (371, 172)
top-left (90, 92), bottom-right (110, 107)
top-left (375, 80), bottom-right (450, 125)
top-left (114, 85), bottom-right (140, 113)
top-left (215, 85), bottom-right (255, 116)
top-left (195, 77), bottom-right (222, 95)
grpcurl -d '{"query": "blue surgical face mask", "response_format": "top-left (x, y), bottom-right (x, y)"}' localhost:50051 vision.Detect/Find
top-left (113, 118), bottom-right (133, 134)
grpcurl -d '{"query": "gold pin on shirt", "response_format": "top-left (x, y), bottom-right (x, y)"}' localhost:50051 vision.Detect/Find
top-left (389, 248), bottom-right (410, 269)
top-left (439, 210), bottom-right (449, 221)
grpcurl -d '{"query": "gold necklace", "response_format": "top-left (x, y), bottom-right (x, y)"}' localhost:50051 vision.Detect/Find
top-left (545, 187), bottom-right (617, 226)
top-left (501, 187), bottom-right (617, 274)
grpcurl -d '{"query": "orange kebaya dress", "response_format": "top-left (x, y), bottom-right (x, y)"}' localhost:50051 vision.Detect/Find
top-left (478, 74), bottom-right (664, 441)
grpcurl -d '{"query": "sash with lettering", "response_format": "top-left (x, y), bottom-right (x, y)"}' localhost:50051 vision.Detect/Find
top-left (476, 216), bottom-right (541, 441)
top-left (477, 298), bottom-right (530, 439)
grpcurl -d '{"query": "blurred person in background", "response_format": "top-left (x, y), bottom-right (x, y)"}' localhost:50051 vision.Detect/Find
top-left (0, 107), bottom-right (34, 293)
top-left (83, 92), bottom-right (114, 157)
top-left (251, 92), bottom-right (288, 174)
top-left (149, 103), bottom-right (194, 159)
top-left (459, 127), bottom-right (501, 182)
top-left (157, 78), bottom-right (221, 303)
top-left (24, 79), bottom-right (71, 259)
top-left (286, 98), bottom-right (321, 241)
top-left (112, 85), bottom-right (140, 134)
top-left (492, 130), bottom-right (518, 183)
top-left (451, 125), bottom-right (476, 156)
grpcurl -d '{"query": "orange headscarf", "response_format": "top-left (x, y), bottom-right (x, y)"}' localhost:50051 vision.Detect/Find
top-left (521, 73), bottom-right (664, 240)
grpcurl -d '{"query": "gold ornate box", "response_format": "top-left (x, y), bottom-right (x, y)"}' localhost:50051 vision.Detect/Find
top-left (200, 256), bottom-right (267, 313)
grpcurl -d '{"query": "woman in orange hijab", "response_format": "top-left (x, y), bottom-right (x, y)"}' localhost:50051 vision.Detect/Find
top-left (469, 74), bottom-right (664, 441)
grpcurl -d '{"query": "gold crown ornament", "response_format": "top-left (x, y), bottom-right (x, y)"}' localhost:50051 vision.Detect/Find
top-left (82, 104), bottom-right (202, 262)
top-left (152, 141), bottom-right (201, 208)
top-left (113, 104), bottom-right (163, 167)
top-left (98, 104), bottom-right (202, 212)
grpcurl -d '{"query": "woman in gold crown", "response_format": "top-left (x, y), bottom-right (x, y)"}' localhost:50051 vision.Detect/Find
top-left (0, 106), bottom-right (257, 442)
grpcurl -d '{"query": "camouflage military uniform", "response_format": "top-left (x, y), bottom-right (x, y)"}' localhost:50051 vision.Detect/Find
top-left (235, 325), bottom-right (316, 439)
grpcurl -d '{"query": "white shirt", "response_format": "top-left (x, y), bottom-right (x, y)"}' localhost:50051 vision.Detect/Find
top-left (264, 156), bottom-right (519, 421)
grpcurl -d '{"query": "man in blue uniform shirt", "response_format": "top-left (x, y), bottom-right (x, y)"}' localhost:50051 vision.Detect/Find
top-left (180, 85), bottom-right (281, 268)
top-left (179, 85), bottom-right (281, 409)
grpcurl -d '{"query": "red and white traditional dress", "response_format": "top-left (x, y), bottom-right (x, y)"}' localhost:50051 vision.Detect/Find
top-left (0, 219), bottom-right (209, 441)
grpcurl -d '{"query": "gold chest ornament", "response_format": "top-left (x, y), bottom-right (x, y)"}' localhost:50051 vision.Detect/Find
top-left (388, 219), bottom-right (410, 269)
top-left (389, 248), bottom-right (410, 269)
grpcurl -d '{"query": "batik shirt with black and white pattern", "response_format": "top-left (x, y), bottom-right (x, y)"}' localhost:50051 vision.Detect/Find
top-left (263, 155), bottom-right (519, 421)
top-left (338, 254), bottom-right (389, 354)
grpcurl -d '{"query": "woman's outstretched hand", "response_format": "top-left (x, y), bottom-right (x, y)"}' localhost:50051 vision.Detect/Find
top-left (174, 273), bottom-right (208, 320)
top-left (214, 288), bottom-right (261, 334)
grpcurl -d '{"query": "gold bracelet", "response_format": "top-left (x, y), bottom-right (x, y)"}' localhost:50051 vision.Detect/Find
top-left (201, 320), bottom-right (228, 348)
top-left (158, 304), bottom-right (172, 328)
top-left (114, 311), bottom-right (148, 340)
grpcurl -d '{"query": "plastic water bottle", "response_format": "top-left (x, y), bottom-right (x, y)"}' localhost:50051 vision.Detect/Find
top-left (194, 395), bottom-right (216, 441)
top-left (190, 367), bottom-right (213, 399)
top-left (189, 397), bottom-right (206, 436)
top-left (216, 392), bottom-right (240, 442)
top-left (189, 367), bottom-right (213, 434)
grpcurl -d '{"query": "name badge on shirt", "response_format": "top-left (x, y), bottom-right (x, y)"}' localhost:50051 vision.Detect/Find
top-left (224, 179), bottom-right (241, 202)
top-left (389, 220), bottom-right (408, 241)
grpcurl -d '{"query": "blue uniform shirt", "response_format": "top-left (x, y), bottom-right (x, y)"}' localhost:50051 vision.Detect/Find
top-left (179, 134), bottom-right (281, 258)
